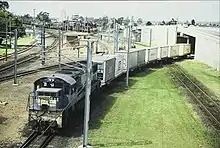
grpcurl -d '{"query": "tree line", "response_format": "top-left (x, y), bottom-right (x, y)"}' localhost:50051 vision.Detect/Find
top-left (0, 1), bottom-right (26, 40)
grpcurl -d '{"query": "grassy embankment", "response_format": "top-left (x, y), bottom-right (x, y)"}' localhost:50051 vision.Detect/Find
top-left (88, 67), bottom-right (215, 148)
top-left (178, 60), bottom-right (220, 99)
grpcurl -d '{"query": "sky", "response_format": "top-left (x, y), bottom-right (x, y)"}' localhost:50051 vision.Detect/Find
top-left (7, 1), bottom-right (220, 22)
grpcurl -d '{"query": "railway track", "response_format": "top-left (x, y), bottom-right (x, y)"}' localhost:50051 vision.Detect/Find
top-left (0, 40), bottom-right (37, 61)
top-left (168, 63), bottom-right (220, 131)
top-left (19, 131), bottom-right (55, 148)
top-left (0, 64), bottom-right (58, 82)
top-left (0, 61), bottom-right (82, 82)
top-left (0, 33), bottom-right (55, 61)
top-left (0, 34), bottom-right (58, 76)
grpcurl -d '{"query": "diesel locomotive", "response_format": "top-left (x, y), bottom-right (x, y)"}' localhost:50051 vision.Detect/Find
top-left (27, 61), bottom-right (100, 131)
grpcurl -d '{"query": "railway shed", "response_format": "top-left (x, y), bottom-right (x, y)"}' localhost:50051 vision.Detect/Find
top-left (63, 31), bottom-right (98, 55)
top-left (63, 32), bottom-right (89, 47)
top-left (179, 26), bottom-right (220, 71)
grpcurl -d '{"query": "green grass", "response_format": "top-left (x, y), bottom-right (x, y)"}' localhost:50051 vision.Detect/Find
top-left (178, 60), bottom-right (220, 99)
top-left (2, 36), bottom-right (35, 46)
top-left (88, 68), bottom-right (216, 148)
top-left (0, 48), bottom-right (14, 56)
top-left (0, 36), bottom-right (36, 56)
top-left (17, 36), bottom-right (35, 45)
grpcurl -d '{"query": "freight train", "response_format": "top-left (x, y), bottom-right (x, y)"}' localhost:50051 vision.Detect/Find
top-left (27, 43), bottom-right (191, 132)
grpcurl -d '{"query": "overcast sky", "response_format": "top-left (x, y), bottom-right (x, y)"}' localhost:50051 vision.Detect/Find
top-left (7, 1), bottom-right (220, 22)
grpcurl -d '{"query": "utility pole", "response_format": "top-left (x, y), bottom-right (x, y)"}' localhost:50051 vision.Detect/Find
top-left (113, 18), bottom-right (118, 54)
top-left (86, 17), bottom-right (89, 33)
top-left (96, 28), bottom-right (99, 54)
top-left (33, 9), bottom-right (36, 37)
top-left (9, 17), bottom-right (12, 49)
top-left (5, 17), bottom-right (8, 61)
top-left (67, 16), bottom-right (69, 31)
top-left (175, 17), bottom-right (178, 44)
top-left (82, 40), bottom-right (93, 148)
top-left (149, 28), bottom-right (152, 47)
top-left (13, 29), bottom-right (18, 85)
top-left (58, 28), bottom-right (61, 70)
top-left (41, 25), bottom-right (46, 65)
top-left (108, 18), bottom-right (111, 43)
top-left (166, 27), bottom-right (169, 45)
top-left (61, 30), bottom-right (64, 48)
top-left (126, 25), bottom-right (131, 88)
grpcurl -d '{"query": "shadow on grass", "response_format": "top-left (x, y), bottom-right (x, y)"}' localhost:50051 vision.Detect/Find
top-left (58, 64), bottom-right (157, 140)
top-left (56, 57), bottom-right (190, 139)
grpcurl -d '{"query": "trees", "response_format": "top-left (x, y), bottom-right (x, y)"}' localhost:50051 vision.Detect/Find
top-left (21, 14), bottom-right (33, 25)
top-left (0, 8), bottom-right (25, 38)
top-left (0, 1), bottom-right (9, 10)
top-left (123, 17), bottom-right (130, 26)
top-left (191, 19), bottom-right (195, 26)
top-left (137, 18), bottom-right (143, 25)
top-left (167, 18), bottom-right (177, 25)
top-left (146, 21), bottom-right (152, 26)
top-left (117, 17), bottom-right (124, 25)
top-left (133, 22), bottom-right (138, 27)
top-left (161, 20), bottom-right (166, 25)
top-left (36, 11), bottom-right (51, 25)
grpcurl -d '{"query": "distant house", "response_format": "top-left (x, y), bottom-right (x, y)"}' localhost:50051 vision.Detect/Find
top-left (25, 29), bottom-right (34, 37)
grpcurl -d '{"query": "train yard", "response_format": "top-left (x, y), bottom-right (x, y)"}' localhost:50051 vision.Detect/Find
top-left (0, 32), bottom-right (59, 82)
top-left (0, 31), bottom-right (219, 148)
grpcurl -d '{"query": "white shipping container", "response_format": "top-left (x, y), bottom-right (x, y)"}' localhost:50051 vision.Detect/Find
top-left (140, 28), bottom-right (151, 45)
top-left (159, 46), bottom-right (169, 59)
top-left (169, 45), bottom-right (179, 57)
top-left (115, 49), bottom-right (138, 71)
top-left (178, 44), bottom-right (191, 56)
top-left (140, 26), bottom-right (177, 47)
top-left (114, 54), bottom-right (124, 77)
top-left (147, 47), bottom-right (158, 62)
top-left (137, 49), bottom-right (146, 66)
top-left (92, 55), bottom-right (116, 85)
